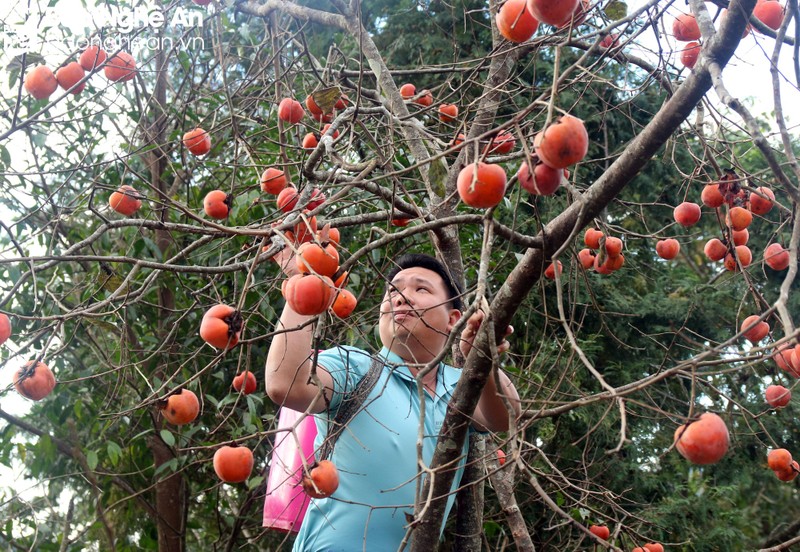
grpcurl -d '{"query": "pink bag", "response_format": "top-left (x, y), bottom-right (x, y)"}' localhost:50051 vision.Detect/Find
top-left (263, 408), bottom-right (318, 532)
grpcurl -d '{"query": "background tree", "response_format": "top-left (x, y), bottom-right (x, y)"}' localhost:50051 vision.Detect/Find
top-left (1, 0), bottom-right (799, 550)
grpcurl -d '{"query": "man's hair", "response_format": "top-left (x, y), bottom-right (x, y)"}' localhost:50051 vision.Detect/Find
top-left (385, 253), bottom-right (464, 311)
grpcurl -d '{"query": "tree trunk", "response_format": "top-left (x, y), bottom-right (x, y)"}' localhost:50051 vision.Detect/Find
top-left (453, 433), bottom-right (486, 552)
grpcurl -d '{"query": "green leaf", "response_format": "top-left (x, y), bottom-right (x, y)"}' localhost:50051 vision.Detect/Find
top-left (86, 450), bottom-right (98, 471)
top-left (107, 442), bottom-right (122, 466)
top-left (160, 430), bottom-right (175, 447)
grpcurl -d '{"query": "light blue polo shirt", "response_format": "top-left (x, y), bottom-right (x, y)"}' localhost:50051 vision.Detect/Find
top-left (292, 346), bottom-right (471, 552)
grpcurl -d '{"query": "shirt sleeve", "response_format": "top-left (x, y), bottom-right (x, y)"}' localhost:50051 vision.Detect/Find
top-left (315, 346), bottom-right (371, 412)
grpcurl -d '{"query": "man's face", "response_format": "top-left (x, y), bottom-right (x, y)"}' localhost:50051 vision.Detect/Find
top-left (378, 266), bottom-right (462, 363)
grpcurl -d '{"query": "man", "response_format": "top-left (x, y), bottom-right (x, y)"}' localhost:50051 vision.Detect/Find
top-left (266, 252), bottom-right (520, 551)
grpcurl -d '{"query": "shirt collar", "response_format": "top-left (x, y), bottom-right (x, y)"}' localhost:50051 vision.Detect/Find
top-left (377, 346), bottom-right (460, 394)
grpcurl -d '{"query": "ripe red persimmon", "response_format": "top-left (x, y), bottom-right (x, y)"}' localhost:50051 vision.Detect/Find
top-left (331, 289), bottom-right (358, 318)
top-left (588, 525), bottom-right (610, 540)
top-left (673, 13), bottom-right (701, 41)
top-left (104, 52), bottom-right (137, 82)
top-left (533, 114), bottom-right (589, 169)
top-left (457, 162), bottom-right (508, 208)
top-left (161, 389), bottom-right (200, 425)
top-left (766, 385), bottom-right (791, 408)
top-left (438, 103), bottom-right (459, 122)
top-left (399, 83), bottom-right (416, 99)
top-left (233, 371), bottom-right (257, 395)
top-left (0, 313), bottom-right (10, 346)
top-left (24, 65), bottom-right (58, 100)
top-left (213, 445), bottom-right (254, 483)
top-left (656, 238), bottom-right (680, 260)
top-left (203, 190), bottom-right (232, 219)
top-left (741, 315), bottom-right (769, 343)
top-left (183, 128), bottom-right (212, 156)
top-left (680, 41), bottom-right (701, 69)
top-left (109, 185), bottom-right (143, 216)
top-left (302, 459), bottom-right (340, 498)
top-left (584, 228), bottom-right (603, 249)
top-left (55, 62), bottom-right (86, 94)
top-left (496, 0), bottom-right (540, 42)
top-left (14, 361), bottom-right (56, 401)
top-left (79, 46), bottom-right (108, 71)
top-left (517, 161), bottom-right (563, 196)
top-left (525, 0), bottom-right (579, 27)
top-left (673, 201), bottom-right (701, 227)
top-left (199, 304), bottom-right (242, 350)
top-left (278, 98), bottom-right (305, 124)
top-left (284, 274), bottom-right (336, 315)
top-left (704, 238), bottom-right (727, 261)
top-left (261, 167), bottom-right (289, 194)
top-left (753, 0), bottom-right (785, 30)
top-left (749, 186), bottom-right (775, 215)
top-left (544, 261), bottom-right (563, 280)
top-left (673, 412), bottom-right (730, 465)
top-left (701, 184), bottom-right (724, 208)
top-left (765, 243), bottom-right (790, 271)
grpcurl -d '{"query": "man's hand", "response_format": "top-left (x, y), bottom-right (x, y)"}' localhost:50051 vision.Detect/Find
top-left (272, 243), bottom-right (301, 277)
top-left (459, 310), bottom-right (513, 360)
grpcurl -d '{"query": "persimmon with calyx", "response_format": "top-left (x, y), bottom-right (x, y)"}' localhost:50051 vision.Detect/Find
top-left (533, 114), bottom-right (588, 169)
top-left (200, 304), bottom-right (242, 350)
top-left (109, 185), bottom-right (143, 216)
top-left (55, 62), bottom-right (86, 94)
top-left (766, 385), bottom-right (791, 408)
top-left (213, 445), bottom-right (254, 484)
top-left (302, 459), bottom-right (339, 499)
top-left (183, 128), bottom-right (211, 156)
top-left (331, 289), bottom-right (358, 318)
top-left (594, 253), bottom-right (624, 274)
top-left (704, 238), bottom-right (727, 261)
top-left (673, 201), bottom-right (701, 227)
top-left (723, 245), bottom-right (752, 271)
top-left (765, 243), bottom-right (790, 271)
top-left (260, 167), bottom-right (288, 194)
top-left (296, 242), bottom-right (339, 277)
top-left (14, 361), bottom-right (56, 401)
top-left (203, 190), bottom-right (232, 219)
top-left (701, 184), bottom-right (724, 208)
top-left (161, 389), bottom-right (200, 425)
top-left (517, 161), bottom-right (563, 195)
top-left (578, 248), bottom-right (595, 269)
top-left (753, 0), bottom-right (784, 30)
top-left (0, 313), bottom-right (10, 346)
top-left (24, 65), bottom-right (58, 100)
top-left (457, 162), bottom-right (507, 208)
top-left (233, 371), bottom-right (257, 395)
top-left (525, 0), bottom-right (578, 26)
top-left (741, 315), bottom-right (769, 343)
top-left (278, 98), bottom-right (304, 124)
top-left (727, 206), bottom-right (752, 231)
top-left (656, 238), bottom-right (680, 260)
top-left (104, 52), bottom-right (136, 82)
top-left (284, 274), bottom-right (335, 315)
top-left (438, 103), bottom-right (458, 122)
top-left (680, 42), bottom-right (701, 69)
top-left (588, 525), bottom-right (610, 540)
top-left (673, 412), bottom-right (730, 465)
top-left (496, 0), bottom-right (540, 42)
top-left (673, 13), bottom-right (701, 40)
top-left (749, 186), bottom-right (775, 215)
top-left (79, 45), bottom-right (107, 71)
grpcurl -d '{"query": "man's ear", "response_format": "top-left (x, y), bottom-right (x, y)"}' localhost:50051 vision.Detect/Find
top-left (447, 308), bottom-right (462, 332)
